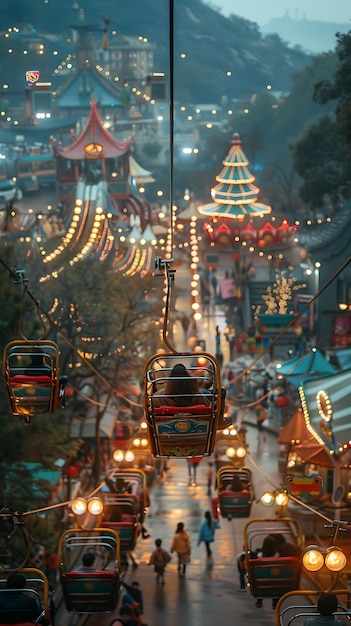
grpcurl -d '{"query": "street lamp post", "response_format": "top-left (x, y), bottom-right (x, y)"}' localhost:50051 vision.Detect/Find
top-left (314, 261), bottom-right (321, 336)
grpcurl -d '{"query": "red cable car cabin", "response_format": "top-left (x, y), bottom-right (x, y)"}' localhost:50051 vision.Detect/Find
top-left (58, 528), bottom-right (121, 614)
top-left (144, 353), bottom-right (222, 458)
top-left (103, 469), bottom-right (150, 524)
top-left (0, 567), bottom-right (52, 625)
top-left (3, 340), bottom-right (65, 420)
top-left (244, 518), bottom-right (303, 604)
top-left (216, 466), bottom-right (255, 519)
top-left (99, 493), bottom-right (141, 554)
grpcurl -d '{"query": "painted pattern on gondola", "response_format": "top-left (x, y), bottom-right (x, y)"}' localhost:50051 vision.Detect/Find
top-left (157, 418), bottom-right (208, 435)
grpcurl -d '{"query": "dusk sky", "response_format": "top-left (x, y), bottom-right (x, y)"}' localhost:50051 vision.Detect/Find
top-left (211, 0), bottom-right (351, 26)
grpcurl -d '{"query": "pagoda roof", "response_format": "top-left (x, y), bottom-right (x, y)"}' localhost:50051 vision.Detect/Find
top-left (55, 99), bottom-right (133, 160)
top-left (198, 132), bottom-right (271, 219)
top-left (216, 165), bottom-right (254, 184)
top-left (211, 182), bottom-right (260, 203)
top-left (56, 69), bottom-right (124, 110)
top-left (198, 201), bottom-right (271, 218)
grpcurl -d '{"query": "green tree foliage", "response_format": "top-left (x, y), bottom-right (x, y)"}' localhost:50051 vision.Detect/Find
top-left (0, 250), bottom-right (161, 505)
top-left (291, 115), bottom-right (351, 207)
top-left (314, 32), bottom-right (351, 153)
top-left (289, 31), bottom-right (351, 208)
top-left (36, 258), bottom-right (161, 378)
top-left (33, 258), bottom-right (161, 479)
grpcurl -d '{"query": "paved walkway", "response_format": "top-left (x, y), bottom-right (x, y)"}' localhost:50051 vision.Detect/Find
top-left (84, 425), bottom-right (292, 626)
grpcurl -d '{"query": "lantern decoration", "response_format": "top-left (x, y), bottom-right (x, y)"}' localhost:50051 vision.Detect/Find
top-left (293, 323), bottom-right (303, 336)
top-left (276, 395), bottom-right (287, 407)
top-left (66, 463), bottom-right (80, 478)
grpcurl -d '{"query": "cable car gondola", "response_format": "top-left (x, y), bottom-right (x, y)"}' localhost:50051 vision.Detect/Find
top-left (99, 494), bottom-right (140, 555)
top-left (104, 468), bottom-right (150, 524)
top-left (58, 528), bottom-right (121, 614)
top-left (99, 468), bottom-right (150, 551)
top-left (216, 466), bottom-right (255, 519)
top-left (0, 567), bottom-right (53, 625)
top-left (276, 589), bottom-right (351, 626)
top-left (244, 517), bottom-right (304, 607)
top-left (113, 421), bottom-right (157, 486)
top-left (3, 340), bottom-right (65, 421)
top-left (145, 352), bottom-right (222, 458)
top-left (2, 271), bottom-right (67, 423)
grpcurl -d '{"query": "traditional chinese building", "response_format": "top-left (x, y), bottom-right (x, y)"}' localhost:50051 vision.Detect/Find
top-left (54, 14), bottom-right (126, 119)
top-left (39, 99), bottom-right (155, 277)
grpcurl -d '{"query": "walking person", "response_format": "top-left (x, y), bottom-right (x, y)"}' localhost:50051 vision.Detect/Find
top-left (170, 522), bottom-right (191, 577)
top-left (210, 270), bottom-right (218, 299)
top-left (197, 510), bottom-right (220, 559)
top-left (207, 462), bottom-right (213, 496)
top-left (256, 404), bottom-right (267, 443)
top-left (237, 548), bottom-right (247, 591)
top-left (148, 539), bottom-right (171, 584)
top-left (186, 456), bottom-right (202, 486)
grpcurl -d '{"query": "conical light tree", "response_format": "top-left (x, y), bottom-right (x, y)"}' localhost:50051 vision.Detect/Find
top-left (198, 132), bottom-right (272, 218)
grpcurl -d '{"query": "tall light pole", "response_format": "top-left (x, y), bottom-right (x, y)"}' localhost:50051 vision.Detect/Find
top-left (314, 261), bottom-right (321, 336)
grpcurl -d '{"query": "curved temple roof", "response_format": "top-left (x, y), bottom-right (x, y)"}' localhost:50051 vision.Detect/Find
top-left (55, 99), bottom-right (133, 160)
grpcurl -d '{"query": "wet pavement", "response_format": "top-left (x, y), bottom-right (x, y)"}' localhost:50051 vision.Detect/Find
top-left (81, 424), bottom-right (287, 626)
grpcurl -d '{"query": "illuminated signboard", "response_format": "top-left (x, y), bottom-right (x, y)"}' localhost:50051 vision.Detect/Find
top-left (26, 70), bottom-right (40, 85)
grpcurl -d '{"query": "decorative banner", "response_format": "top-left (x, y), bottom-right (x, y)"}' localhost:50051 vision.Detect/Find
top-left (286, 474), bottom-right (322, 498)
top-left (219, 278), bottom-right (236, 300)
top-left (26, 70), bottom-right (40, 85)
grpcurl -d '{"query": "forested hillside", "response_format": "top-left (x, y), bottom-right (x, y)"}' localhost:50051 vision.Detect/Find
top-left (2, 0), bottom-right (310, 102)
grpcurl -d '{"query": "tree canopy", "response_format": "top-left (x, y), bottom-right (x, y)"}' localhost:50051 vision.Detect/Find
top-left (290, 31), bottom-right (351, 208)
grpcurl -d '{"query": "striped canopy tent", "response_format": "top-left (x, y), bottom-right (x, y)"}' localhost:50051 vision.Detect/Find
top-left (177, 201), bottom-right (208, 221)
top-left (290, 442), bottom-right (337, 468)
top-left (278, 408), bottom-right (315, 445)
top-left (129, 156), bottom-right (155, 184)
top-left (277, 348), bottom-right (337, 388)
top-left (198, 132), bottom-right (272, 219)
top-left (299, 368), bottom-right (351, 451)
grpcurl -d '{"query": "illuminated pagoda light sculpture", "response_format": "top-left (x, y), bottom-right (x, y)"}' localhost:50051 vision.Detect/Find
top-left (198, 132), bottom-right (272, 219)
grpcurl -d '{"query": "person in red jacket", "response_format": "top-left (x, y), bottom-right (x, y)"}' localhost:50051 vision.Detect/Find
top-left (148, 539), bottom-right (171, 584)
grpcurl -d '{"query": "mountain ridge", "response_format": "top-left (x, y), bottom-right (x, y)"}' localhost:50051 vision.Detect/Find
top-left (0, 0), bottom-right (312, 103)
top-left (261, 16), bottom-right (350, 54)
